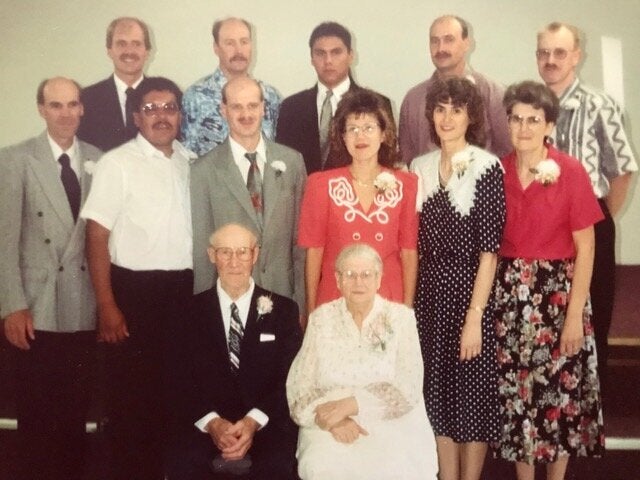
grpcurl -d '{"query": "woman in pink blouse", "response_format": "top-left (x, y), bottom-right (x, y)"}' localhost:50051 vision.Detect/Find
top-left (298, 89), bottom-right (418, 315)
top-left (493, 81), bottom-right (605, 479)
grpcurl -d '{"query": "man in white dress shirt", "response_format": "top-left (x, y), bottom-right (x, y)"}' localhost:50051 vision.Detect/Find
top-left (82, 76), bottom-right (196, 480)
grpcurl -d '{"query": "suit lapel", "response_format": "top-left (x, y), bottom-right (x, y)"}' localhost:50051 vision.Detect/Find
top-left (29, 133), bottom-right (75, 231)
top-left (207, 288), bottom-right (234, 368)
top-left (262, 141), bottom-right (283, 228)
top-left (107, 76), bottom-right (127, 131)
top-left (216, 141), bottom-right (260, 227)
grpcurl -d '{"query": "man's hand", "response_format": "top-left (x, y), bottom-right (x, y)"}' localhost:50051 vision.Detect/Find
top-left (97, 303), bottom-right (129, 343)
top-left (220, 417), bottom-right (259, 460)
top-left (329, 418), bottom-right (368, 444)
top-left (314, 396), bottom-right (358, 430)
top-left (3, 309), bottom-right (35, 350)
top-left (206, 417), bottom-right (238, 452)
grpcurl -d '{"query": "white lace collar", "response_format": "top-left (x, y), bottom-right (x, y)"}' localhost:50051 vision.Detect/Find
top-left (412, 145), bottom-right (501, 217)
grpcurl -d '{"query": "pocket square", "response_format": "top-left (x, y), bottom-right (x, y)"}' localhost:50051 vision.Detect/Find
top-left (260, 333), bottom-right (276, 342)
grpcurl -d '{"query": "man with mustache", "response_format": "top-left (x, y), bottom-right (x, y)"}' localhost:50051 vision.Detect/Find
top-left (191, 76), bottom-right (306, 318)
top-left (537, 22), bottom-right (637, 392)
top-left (78, 17), bottom-right (151, 152)
top-left (399, 15), bottom-right (510, 163)
top-left (182, 17), bottom-right (281, 156)
top-left (82, 77), bottom-right (196, 480)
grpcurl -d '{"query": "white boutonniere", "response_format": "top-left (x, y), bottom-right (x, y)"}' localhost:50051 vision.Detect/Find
top-left (270, 160), bottom-right (287, 176)
top-left (83, 160), bottom-right (97, 175)
top-left (373, 171), bottom-right (397, 193)
top-left (365, 312), bottom-right (394, 352)
top-left (451, 150), bottom-right (474, 178)
top-left (257, 295), bottom-right (274, 318)
top-left (530, 159), bottom-right (560, 186)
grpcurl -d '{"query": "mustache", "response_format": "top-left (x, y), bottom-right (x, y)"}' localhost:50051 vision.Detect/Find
top-left (435, 51), bottom-right (451, 60)
top-left (119, 54), bottom-right (140, 62)
top-left (230, 55), bottom-right (248, 62)
top-left (544, 63), bottom-right (558, 70)
top-left (152, 121), bottom-right (173, 129)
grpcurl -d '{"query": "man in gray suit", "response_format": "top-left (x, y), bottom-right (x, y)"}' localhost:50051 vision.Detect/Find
top-left (191, 76), bottom-right (306, 315)
top-left (0, 77), bottom-right (100, 480)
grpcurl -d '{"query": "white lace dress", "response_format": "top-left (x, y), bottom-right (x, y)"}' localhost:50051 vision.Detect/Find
top-left (286, 295), bottom-right (438, 480)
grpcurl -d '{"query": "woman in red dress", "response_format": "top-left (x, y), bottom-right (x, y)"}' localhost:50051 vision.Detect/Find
top-left (298, 89), bottom-right (418, 315)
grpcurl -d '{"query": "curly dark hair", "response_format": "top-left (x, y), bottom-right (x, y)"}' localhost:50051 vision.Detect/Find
top-left (325, 89), bottom-right (399, 169)
top-left (503, 80), bottom-right (559, 123)
top-left (425, 77), bottom-right (486, 148)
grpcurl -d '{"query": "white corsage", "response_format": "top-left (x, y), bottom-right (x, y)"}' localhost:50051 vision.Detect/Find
top-left (451, 150), bottom-right (474, 178)
top-left (270, 160), bottom-right (287, 176)
top-left (83, 160), bottom-right (97, 175)
top-left (373, 171), bottom-right (397, 193)
top-left (365, 312), bottom-right (394, 352)
top-left (257, 295), bottom-right (274, 317)
top-left (530, 159), bottom-right (560, 186)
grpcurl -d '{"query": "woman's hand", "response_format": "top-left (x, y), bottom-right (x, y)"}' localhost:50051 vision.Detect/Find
top-left (314, 397), bottom-right (358, 430)
top-left (329, 418), bottom-right (368, 444)
top-left (560, 312), bottom-right (584, 357)
top-left (459, 312), bottom-right (482, 361)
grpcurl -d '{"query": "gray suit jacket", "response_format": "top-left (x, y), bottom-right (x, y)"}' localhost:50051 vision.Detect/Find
top-left (191, 138), bottom-right (307, 311)
top-left (0, 132), bottom-right (100, 332)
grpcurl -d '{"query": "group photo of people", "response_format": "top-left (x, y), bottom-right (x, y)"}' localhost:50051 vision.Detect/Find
top-left (0, 3), bottom-right (638, 480)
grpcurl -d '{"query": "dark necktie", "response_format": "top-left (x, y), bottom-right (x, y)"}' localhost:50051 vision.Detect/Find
top-left (229, 303), bottom-right (244, 373)
top-left (125, 87), bottom-right (135, 132)
top-left (319, 89), bottom-right (333, 167)
top-left (58, 153), bottom-right (81, 222)
top-left (245, 152), bottom-right (263, 226)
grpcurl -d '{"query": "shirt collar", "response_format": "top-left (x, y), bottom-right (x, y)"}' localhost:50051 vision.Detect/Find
top-left (135, 133), bottom-right (197, 161)
top-left (47, 133), bottom-right (78, 163)
top-left (318, 75), bottom-right (351, 99)
top-left (217, 277), bottom-right (256, 315)
top-left (113, 73), bottom-right (144, 96)
top-left (229, 134), bottom-right (267, 166)
top-left (557, 78), bottom-right (581, 105)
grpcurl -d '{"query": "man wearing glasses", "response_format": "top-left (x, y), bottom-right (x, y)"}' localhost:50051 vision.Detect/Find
top-left (168, 223), bottom-right (301, 479)
top-left (191, 76), bottom-right (307, 317)
top-left (81, 76), bottom-right (196, 480)
top-left (537, 22), bottom-right (637, 391)
top-left (399, 15), bottom-right (511, 163)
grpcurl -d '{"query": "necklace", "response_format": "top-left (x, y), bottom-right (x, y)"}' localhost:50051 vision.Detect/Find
top-left (352, 177), bottom-right (374, 187)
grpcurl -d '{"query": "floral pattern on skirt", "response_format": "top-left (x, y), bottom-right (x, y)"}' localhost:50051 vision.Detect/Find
top-left (492, 257), bottom-right (605, 464)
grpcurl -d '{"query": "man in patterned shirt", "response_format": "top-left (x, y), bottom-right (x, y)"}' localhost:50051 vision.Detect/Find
top-left (537, 21), bottom-right (638, 387)
top-left (181, 17), bottom-right (281, 156)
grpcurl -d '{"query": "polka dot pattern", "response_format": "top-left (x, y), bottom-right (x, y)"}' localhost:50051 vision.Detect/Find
top-left (414, 159), bottom-right (505, 442)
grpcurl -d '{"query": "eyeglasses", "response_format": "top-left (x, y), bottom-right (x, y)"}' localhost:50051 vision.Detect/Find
top-left (339, 270), bottom-right (378, 282)
top-left (344, 124), bottom-right (380, 137)
top-left (535, 48), bottom-right (572, 61)
top-left (507, 114), bottom-right (544, 128)
top-left (213, 246), bottom-right (254, 262)
top-left (141, 102), bottom-right (180, 116)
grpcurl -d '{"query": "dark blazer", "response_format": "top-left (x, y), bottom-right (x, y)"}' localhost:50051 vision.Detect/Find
top-left (276, 77), bottom-right (395, 175)
top-left (77, 75), bottom-right (137, 152)
top-left (176, 284), bottom-right (301, 478)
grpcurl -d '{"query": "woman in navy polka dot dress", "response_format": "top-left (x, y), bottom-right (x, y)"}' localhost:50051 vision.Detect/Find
top-left (410, 78), bottom-right (505, 480)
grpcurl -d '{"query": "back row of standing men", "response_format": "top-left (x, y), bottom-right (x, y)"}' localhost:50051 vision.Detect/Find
top-left (0, 13), bottom-right (636, 480)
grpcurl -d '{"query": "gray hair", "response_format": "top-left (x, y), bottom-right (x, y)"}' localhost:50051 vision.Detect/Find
top-left (335, 243), bottom-right (383, 274)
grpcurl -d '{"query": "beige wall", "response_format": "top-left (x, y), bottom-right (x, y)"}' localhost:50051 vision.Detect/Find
top-left (1, 0), bottom-right (638, 261)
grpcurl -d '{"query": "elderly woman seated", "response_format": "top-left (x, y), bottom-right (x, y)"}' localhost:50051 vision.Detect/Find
top-left (286, 244), bottom-right (438, 479)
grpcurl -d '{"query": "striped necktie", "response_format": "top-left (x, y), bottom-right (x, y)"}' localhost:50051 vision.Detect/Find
top-left (245, 152), bottom-right (263, 227)
top-left (228, 303), bottom-right (244, 373)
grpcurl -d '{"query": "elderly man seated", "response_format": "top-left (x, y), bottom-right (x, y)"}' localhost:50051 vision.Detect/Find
top-left (169, 223), bottom-right (302, 479)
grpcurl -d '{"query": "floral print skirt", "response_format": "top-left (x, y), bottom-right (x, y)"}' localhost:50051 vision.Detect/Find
top-left (492, 257), bottom-right (605, 464)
